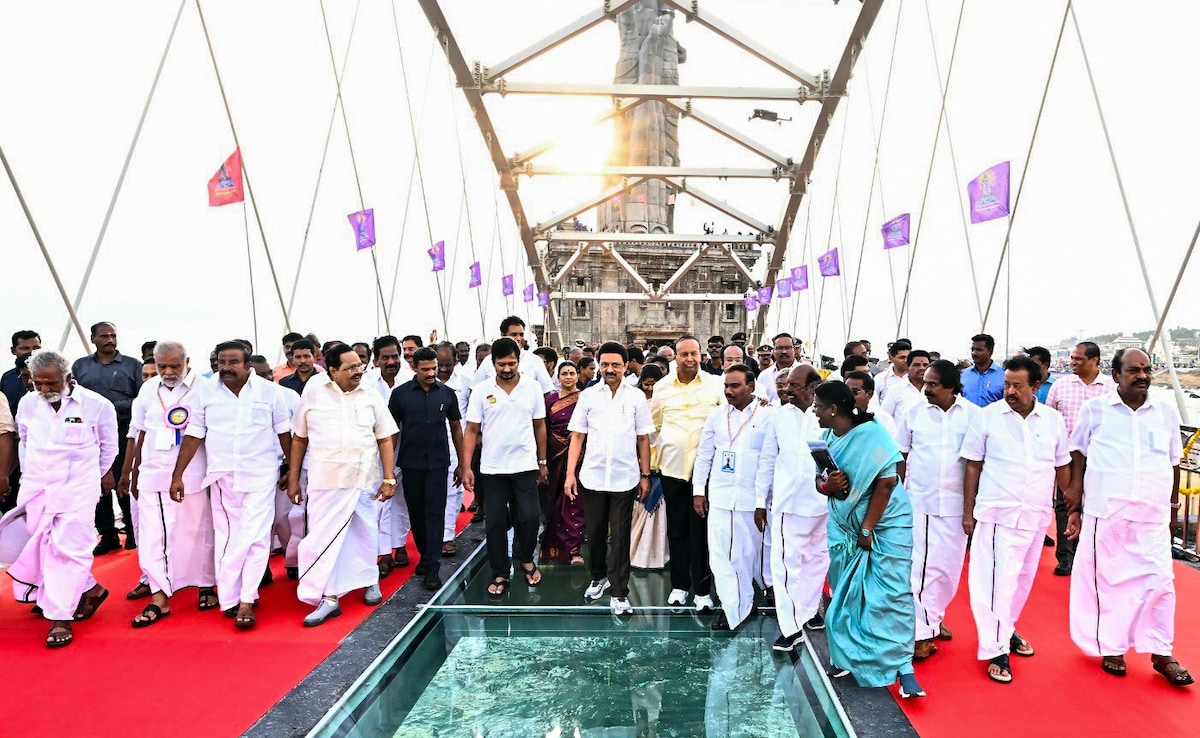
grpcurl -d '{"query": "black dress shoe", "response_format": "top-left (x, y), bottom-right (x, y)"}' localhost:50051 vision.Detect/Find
top-left (124, 534), bottom-right (138, 550)
top-left (1043, 535), bottom-right (1055, 547)
top-left (423, 571), bottom-right (443, 591)
top-left (260, 568), bottom-right (274, 587)
top-left (711, 611), bottom-right (731, 631)
top-left (285, 566), bottom-right (299, 581)
top-left (1053, 562), bottom-right (1072, 576)
top-left (93, 536), bottom-right (121, 556)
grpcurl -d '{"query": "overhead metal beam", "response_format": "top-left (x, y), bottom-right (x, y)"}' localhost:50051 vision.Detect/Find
top-left (718, 243), bottom-right (758, 285)
top-left (548, 242), bottom-right (592, 288)
top-left (485, 1), bottom-right (638, 81)
top-left (416, 0), bottom-right (561, 342)
top-left (662, 0), bottom-right (821, 89)
top-left (658, 244), bottom-right (715, 295)
top-left (512, 97), bottom-right (644, 166)
top-left (664, 99), bottom-right (790, 167)
top-left (542, 232), bottom-right (770, 245)
top-left (754, 0), bottom-right (885, 342)
top-left (485, 81), bottom-right (816, 102)
top-left (599, 243), bottom-right (655, 296)
top-left (664, 177), bottom-right (771, 234)
top-left (519, 165), bottom-right (787, 179)
top-left (534, 178), bottom-right (647, 233)
top-left (552, 292), bottom-right (749, 302)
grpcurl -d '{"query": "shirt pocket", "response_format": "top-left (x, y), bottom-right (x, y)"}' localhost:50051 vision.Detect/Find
top-left (57, 421), bottom-right (96, 447)
top-left (250, 401), bottom-right (273, 428)
top-left (1146, 429), bottom-right (1171, 457)
top-left (747, 428), bottom-right (766, 451)
top-left (356, 406), bottom-right (377, 432)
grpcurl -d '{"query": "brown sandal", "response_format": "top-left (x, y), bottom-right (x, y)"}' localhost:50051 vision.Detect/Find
top-left (1101, 656), bottom-right (1127, 677)
top-left (46, 621), bottom-right (73, 648)
top-left (126, 582), bottom-right (152, 600)
top-left (1152, 656), bottom-right (1195, 686)
top-left (73, 586), bottom-right (109, 622)
top-left (987, 655), bottom-right (1013, 684)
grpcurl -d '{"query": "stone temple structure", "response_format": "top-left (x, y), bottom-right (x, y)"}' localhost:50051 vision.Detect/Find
top-left (544, 0), bottom-right (759, 346)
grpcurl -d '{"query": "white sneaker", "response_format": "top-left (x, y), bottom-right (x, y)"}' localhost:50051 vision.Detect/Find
top-left (303, 597), bottom-right (342, 627)
top-left (694, 594), bottom-right (715, 613)
top-left (667, 588), bottom-right (689, 606)
top-left (611, 597), bottom-right (633, 615)
top-left (585, 578), bottom-right (610, 600)
top-left (363, 583), bottom-right (383, 606)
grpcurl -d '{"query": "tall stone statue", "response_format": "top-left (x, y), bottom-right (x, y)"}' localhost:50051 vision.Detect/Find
top-left (600, 0), bottom-right (685, 234)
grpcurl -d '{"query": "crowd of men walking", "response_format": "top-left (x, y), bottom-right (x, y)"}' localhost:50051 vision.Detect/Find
top-left (0, 320), bottom-right (1191, 696)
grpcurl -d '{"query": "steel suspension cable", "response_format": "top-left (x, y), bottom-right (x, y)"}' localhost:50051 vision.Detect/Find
top-left (446, 69), bottom-right (488, 338)
top-left (318, 0), bottom-right (389, 335)
top-left (894, 0), bottom-right (966, 337)
top-left (287, 0), bottom-right (362, 321)
top-left (195, 0), bottom-right (291, 331)
top-left (242, 201), bottom-right (259, 350)
top-left (980, 1), bottom-right (1071, 329)
top-left (812, 92), bottom-right (852, 356)
top-left (57, 0), bottom-right (186, 351)
top-left (388, 0), bottom-right (446, 336)
top-left (847, 0), bottom-right (903, 336)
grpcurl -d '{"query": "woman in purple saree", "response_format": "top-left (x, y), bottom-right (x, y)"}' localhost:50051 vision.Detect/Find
top-left (540, 362), bottom-right (585, 564)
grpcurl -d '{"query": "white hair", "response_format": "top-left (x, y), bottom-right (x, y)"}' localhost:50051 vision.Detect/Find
top-left (153, 340), bottom-right (188, 361)
top-left (27, 349), bottom-right (69, 375)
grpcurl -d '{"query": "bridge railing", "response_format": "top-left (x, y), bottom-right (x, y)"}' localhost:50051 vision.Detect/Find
top-left (1176, 426), bottom-right (1200, 561)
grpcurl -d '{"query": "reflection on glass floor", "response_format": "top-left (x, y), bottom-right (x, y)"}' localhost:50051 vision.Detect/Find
top-left (310, 545), bottom-right (853, 738)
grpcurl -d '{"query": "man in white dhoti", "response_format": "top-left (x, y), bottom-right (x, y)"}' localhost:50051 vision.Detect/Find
top-left (961, 355), bottom-right (1069, 684)
top-left (289, 344), bottom-right (398, 626)
top-left (170, 341), bottom-right (292, 629)
top-left (756, 363), bottom-right (827, 650)
top-left (9, 350), bottom-right (117, 647)
top-left (1064, 347), bottom-right (1193, 686)
top-left (369, 335), bottom-right (413, 576)
top-left (692, 365), bottom-right (773, 631)
top-left (895, 359), bottom-right (976, 660)
top-left (436, 343), bottom-right (469, 559)
top-left (120, 341), bottom-right (217, 627)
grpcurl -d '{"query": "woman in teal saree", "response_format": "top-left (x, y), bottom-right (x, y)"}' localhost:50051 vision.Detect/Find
top-left (812, 381), bottom-right (924, 698)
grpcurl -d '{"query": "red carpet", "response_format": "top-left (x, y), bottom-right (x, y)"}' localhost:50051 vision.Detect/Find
top-left (0, 497), bottom-right (475, 738)
top-left (895, 535), bottom-right (1200, 736)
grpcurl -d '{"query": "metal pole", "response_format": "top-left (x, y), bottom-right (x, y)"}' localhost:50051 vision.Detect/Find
top-left (1069, 3), bottom-right (1188, 420)
top-left (57, 0), bottom-right (187, 351)
top-left (195, 0), bottom-right (292, 332)
top-left (1148, 214), bottom-right (1200, 359)
top-left (1, 144), bottom-right (91, 353)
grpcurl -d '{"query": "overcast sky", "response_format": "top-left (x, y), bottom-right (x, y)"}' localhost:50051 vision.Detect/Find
top-left (3, 0), bottom-right (1198, 366)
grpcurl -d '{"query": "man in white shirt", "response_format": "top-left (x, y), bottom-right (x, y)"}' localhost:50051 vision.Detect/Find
top-left (874, 340), bottom-right (911, 404)
top-left (757, 333), bottom-right (799, 403)
top-left (462, 338), bottom-right (548, 595)
top-left (171, 341), bottom-right (293, 629)
top-left (565, 342), bottom-right (654, 615)
top-left (895, 359), bottom-right (977, 660)
top-left (881, 349), bottom-right (930, 421)
top-left (437, 343), bottom-right (470, 558)
top-left (1064, 348), bottom-right (1193, 686)
top-left (757, 362), bottom-right (827, 650)
top-left (121, 341), bottom-right (217, 626)
top-left (845, 371), bottom-right (896, 437)
top-left (10, 350), bottom-right (118, 647)
top-left (961, 356), bottom-right (1069, 684)
top-left (369, 335), bottom-right (413, 576)
top-left (693, 365), bottom-right (773, 631)
top-left (0, 396), bottom-right (15, 502)
top-left (468, 316), bottom-right (554, 396)
top-left (288, 344), bottom-right (399, 626)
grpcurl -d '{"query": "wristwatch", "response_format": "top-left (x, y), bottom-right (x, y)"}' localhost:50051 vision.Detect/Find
top-left (538, 460), bottom-right (548, 466)
top-left (640, 473), bottom-right (651, 479)
top-left (382, 478), bottom-right (397, 486)
top-left (860, 528), bottom-right (873, 538)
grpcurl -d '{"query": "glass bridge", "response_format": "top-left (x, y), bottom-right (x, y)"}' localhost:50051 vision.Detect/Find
top-left (306, 545), bottom-right (855, 738)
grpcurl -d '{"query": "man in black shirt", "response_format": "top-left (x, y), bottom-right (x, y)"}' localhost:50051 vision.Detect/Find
top-left (280, 339), bottom-right (321, 395)
top-left (71, 321), bottom-right (142, 553)
top-left (389, 347), bottom-right (464, 589)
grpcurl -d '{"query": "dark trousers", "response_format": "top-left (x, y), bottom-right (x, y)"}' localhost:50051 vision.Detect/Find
top-left (481, 470), bottom-right (540, 579)
top-left (583, 486), bottom-right (635, 597)
top-left (470, 447), bottom-right (484, 512)
top-left (1053, 488), bottom-right (1076, 565)
top-left (95, 421), bottom-right (133, 540)
top-left (662, 475), bottom-right (711, 596)
top-left (402, 467), bottom-right (449, 571)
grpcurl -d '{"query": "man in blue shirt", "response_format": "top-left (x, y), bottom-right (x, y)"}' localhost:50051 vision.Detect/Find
top-left (2, 329), bottom-right (40, 415)
top-left (389, 347), bottom-right (464, 590)
top-left (1027, 346), bottom-right (1056, 403)
top-left (71, 321), bottom-right (143, 553)
top-left (961, 334), bottom-right (1004, 406)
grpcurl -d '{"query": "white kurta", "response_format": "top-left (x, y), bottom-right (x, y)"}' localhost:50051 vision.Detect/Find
top-left (442, 371), bottom-right (470, 542)
top-left (1068, 393), bottom-right (1181, 657)
top-left (895, 396), bottom-right (977, 641)
top-left (369, 370), bottom-right (410, 554)
top-left (10, 387), bottom-right (118, 620)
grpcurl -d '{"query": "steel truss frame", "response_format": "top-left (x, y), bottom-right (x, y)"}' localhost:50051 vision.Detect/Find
top-left (417, 0), bottom-right (882, 345)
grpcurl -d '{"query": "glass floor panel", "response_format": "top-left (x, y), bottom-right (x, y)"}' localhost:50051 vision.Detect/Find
top-left (309, 545), bottom-right (853, 738)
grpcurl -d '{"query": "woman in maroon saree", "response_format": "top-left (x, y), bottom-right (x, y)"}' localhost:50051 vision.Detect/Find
top-left (540, 362), bottom-right (585, 564)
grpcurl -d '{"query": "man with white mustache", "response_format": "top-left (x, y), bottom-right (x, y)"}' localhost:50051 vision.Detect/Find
top-left (10, 350), bottom-right (118, 647)
top-left (119, 341), bottom-right (217, 626)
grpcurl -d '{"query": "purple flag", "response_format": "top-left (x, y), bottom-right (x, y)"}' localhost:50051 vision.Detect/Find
top-left (348, 208), bottom-right (375, 250)
top-left (744, 295), bottom-right (758, 312)
top-left (757, 286), bottom-right (772, 305)
top-left (881, 213), bottom-right (910, 249)
top-left (468, 262), bottom-right (481, 288)
top-left (791, 265), bottom-right (809, 291)
top-left (501, 274), bottom-right (514, 296)
top-left (522, 284), bottom-right (535, 303)
top-left (537, 290), bottom-right (549, 308)
top-left (818, 248), bottom-right (840, 277)
top-left (967, 161), bottom-right (1011, 223)
top-left (775, 278), bottom-right (792, 299)
top-left (428, 240), bottom-right (445, 272)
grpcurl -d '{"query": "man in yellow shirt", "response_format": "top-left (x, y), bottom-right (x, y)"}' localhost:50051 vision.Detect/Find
top-left (650, 335), bottom-right (724, 611)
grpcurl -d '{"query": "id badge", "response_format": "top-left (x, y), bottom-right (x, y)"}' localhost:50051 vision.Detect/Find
top-left (720, 450), bottom-right (736, 473)
top-left (153, 429), bottom-right (174, 451)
